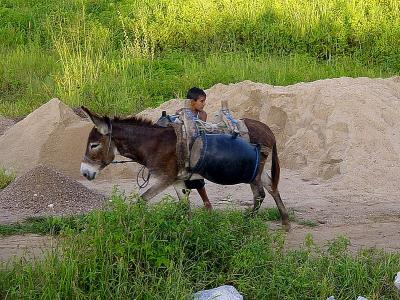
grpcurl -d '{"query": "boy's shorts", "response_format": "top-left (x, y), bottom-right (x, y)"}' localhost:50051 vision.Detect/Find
top-left (184, 179), bottom-right (205, 190)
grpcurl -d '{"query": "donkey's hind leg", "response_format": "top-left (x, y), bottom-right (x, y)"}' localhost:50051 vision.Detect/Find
top-left (261, 172), bottom-right (290, 230)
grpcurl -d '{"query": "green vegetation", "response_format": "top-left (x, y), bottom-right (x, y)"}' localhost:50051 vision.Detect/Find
top-left (298, 219), bottom-right (319, 227)
top-left (0, 195), bottom-right (399, 299)
top-left (0, 206), bottom-right (284, 236)
top-left (257, 206), bottom-right (296, 222)
top-left (0, 168), bottom-right (15, 189)
top-left (1, 0), bottom-right (399, 116)
top-left (0, 215), bottom-right (86, 236)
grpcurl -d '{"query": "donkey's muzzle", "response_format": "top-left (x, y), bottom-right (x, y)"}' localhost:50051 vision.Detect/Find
top-left (80, 162), bottom-right (97, 180)
top-left (82, 170), bottom-right (95, 180)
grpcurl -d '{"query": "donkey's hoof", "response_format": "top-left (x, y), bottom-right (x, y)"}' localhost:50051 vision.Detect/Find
top-left (244, 209), bottom-right (256, 218)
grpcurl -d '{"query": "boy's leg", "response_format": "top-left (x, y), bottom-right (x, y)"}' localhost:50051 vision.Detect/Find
top-left (196, 186), bottom-right (212, 210)
top-left (184, 179), bottom-right (212, 210)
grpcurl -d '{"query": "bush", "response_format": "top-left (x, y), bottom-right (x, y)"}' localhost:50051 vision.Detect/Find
top-left (0, 168), bottom-right (15, 189)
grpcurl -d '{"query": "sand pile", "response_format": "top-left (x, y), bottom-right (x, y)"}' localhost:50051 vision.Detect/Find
top-left (0, 98), bottom-right (137, 179)
top-left (2, 78), bottom-right (400, 190)
top-left (140, 77), bottom-right (400, 189)
top-left (0, 165), bottom-right (105, 220)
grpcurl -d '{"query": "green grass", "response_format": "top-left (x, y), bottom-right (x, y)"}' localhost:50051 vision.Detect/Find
top-left (257, 206), bottom-right (296, 222)
top-left (0, 215), bottom-right (87, 236)
top-left (298, 219), bottom-right (319, 227)
top-left (1, 0), bottom-right (399, 117)
top-left (0, 195), bottom-right (399, 299)
top-left (0, 205), bottom-right (286, 237)
top-left (0, 50), bottom-right (393, 117)
top-left (0, 168), bottom-right (15, 189)
top-left (3, 0), bottom-right (400, 60)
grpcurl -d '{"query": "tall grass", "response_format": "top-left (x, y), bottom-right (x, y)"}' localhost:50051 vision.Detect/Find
top-left (0, 195), bottom-right (399, 299)
top-left (0, 49), bottom-right (391, 117)
top-left (0, 0), bottom-right (399, 116)
top-left (3, 0), bottom-right (400, 59)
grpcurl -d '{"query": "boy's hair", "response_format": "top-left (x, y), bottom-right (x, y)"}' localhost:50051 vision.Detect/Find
top-left (187, 87), bottom-right (206, 100)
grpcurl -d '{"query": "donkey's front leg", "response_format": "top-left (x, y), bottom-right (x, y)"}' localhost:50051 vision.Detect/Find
top-left (173, 180), bottom-right (192, 216)
top-left (140, 178), bottom-right (172, 201)
top-left (172, 180), bottom-right (188, 201)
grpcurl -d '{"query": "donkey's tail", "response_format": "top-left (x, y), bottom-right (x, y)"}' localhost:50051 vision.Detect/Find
top-left (271, 142), bottom-right (280, 191)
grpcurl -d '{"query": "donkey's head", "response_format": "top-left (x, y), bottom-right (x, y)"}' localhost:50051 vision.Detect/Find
top-left (80, 107), bottom-right (116, 180)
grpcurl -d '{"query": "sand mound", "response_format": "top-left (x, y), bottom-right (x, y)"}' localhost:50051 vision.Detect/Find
top-left (0, 98), bottom-right (137, 179)
top-left (2, 77), bottom-right (400, 190)
top-left (0, 165), bottom-right (105, 220)
top-left (140, 77), bottom-right (400, 189)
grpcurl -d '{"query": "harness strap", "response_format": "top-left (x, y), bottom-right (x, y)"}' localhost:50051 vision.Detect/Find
top-left (83, 154), bottom-right (107, 168)
top-left (111, 160), bottom-right (135, 164)
top-left (168, 122), bottom-right (187, 177)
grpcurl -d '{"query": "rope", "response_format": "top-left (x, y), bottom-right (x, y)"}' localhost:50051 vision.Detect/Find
top-left (110, 159), bottom-right (150, 190)
top-left (137, 164), bottom-right (151, 189)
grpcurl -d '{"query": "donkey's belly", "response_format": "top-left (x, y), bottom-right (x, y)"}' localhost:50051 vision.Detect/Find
top-left (190, 134), bottom-right (260, 185)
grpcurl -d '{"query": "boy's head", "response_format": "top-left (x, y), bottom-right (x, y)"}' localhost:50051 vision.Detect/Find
top-left (187, 87), bottom-right (206, 100)
top-left (187, 87), bottom-right (206, 112)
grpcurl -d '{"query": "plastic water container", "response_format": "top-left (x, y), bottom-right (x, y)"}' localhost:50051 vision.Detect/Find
top-left (193, 285), bottom-right (243, 300)
top-left (395, 271), bottom-right (400, 290)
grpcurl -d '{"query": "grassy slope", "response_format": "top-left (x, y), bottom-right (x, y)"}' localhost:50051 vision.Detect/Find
top-left (1, 0), bottom-right (399, 116)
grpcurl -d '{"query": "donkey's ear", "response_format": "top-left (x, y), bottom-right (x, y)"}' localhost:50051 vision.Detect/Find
top-left (81, 106), bottom-right (109, 135)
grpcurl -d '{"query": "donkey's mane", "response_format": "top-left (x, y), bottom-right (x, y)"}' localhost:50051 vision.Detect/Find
top-left (112, 115), bottom-right (161, 128)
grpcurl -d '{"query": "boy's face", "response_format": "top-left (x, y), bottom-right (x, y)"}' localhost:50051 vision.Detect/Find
top-left (192, 96), bottom-right (206, 111)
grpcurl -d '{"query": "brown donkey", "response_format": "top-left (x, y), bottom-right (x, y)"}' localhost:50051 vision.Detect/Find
top-left (80, 107), bottom-right (289, 229)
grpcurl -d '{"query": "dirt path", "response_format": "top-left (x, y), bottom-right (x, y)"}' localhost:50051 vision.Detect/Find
top-left (0, 234), bottom-right (56, 265)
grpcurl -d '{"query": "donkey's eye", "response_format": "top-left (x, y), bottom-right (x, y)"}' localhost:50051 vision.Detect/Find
top-left (90, 143), bottom-right (100, 150)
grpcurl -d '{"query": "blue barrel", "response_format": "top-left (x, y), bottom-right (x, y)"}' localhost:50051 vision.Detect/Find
top-left (190, 134), bottom-right (260, 185)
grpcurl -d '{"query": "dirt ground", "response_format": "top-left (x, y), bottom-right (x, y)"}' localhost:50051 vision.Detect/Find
top-left (0, 234), bottom-right (56, 264)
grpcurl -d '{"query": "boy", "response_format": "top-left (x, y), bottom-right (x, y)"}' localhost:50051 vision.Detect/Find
top-left (184, 87), bottom-right (212, 210)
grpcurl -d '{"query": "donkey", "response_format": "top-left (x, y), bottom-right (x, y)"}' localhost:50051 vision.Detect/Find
top-left (80, 107), bottom-right (289, 229)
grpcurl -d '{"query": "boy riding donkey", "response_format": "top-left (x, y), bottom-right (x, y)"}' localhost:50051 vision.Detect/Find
top-left (180, 87), bottom-right (212, 210)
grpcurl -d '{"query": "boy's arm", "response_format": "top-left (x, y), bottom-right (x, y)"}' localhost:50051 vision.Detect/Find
top-left (199, 111), bottom-right (207, 122)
